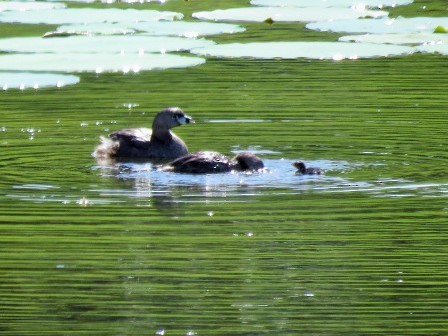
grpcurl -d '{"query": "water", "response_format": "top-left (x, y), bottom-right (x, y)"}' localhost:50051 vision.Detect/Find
top-left (1, 0), bottom-right (448, 335)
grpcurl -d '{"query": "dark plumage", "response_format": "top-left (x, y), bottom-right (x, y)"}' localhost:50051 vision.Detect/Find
top-left (162, 151), bottom-right (264, 174)
top-left (293, 161), bottom-right (323, 175)
top-left (93, 107), bottom-right (193, 161)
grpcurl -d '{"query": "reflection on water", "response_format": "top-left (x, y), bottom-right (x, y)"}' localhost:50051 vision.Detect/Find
top-left (90, 158), bottom-right (349, 202)
top-left (88, 158), bottom-right (448, 202)
top-left (8, 156), bottom-right (448, 207)
top-left (7, 158), bottom-right (348, 205)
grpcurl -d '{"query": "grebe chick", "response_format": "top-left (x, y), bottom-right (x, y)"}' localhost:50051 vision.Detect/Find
top-left (93, 107), bottom-right (193, 162)
top-left (293, 161), bottom-right (323, 175)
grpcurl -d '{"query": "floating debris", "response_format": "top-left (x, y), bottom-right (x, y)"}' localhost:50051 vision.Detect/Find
top-left (434, 25), bottom-right (448, 34)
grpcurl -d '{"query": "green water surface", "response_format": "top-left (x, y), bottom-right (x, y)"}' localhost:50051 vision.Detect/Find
top-left (1, 0), bottom-right (448, 335)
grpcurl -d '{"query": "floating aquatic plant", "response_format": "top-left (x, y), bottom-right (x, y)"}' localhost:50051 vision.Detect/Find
top-left (0, 53), bottom-right (206, 73)
top-left (191, 41), bottom-right (414, 60)
top-left (0, 8), bottom-right (183, 25)
top-left (417, 44), bottom-right (448, 55)
top-left (0, 9), bottom-right (222, 87)
top-left (307, 17), bottom-right (448, 34)
top-left (0, 72), bottom-right (80, 90)
top-left (40, 0), bottom-right (167, 3)
top-left (44, 24), bottom-right (134, 37)
top-left (339, 33), bottom-right (448, 45)
top-left (250, 0), bottom-right (413, 8)
top-left (0, 35), bottom-right (215, 54)
top-left (193, 7), bottom-right (387, 23)
top-left (101, 0), bottom-right (168, 3)
top-left (49, 21), bottom-right (245, 38)
top-left (129, 21), bottom-right (245, 38)
top-left (46, 0), bottom-right (167, 2)
top-left (0, 1), bottom-right (65, 12)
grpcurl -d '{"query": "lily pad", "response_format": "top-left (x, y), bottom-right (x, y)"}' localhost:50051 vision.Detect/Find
top-left (0, 35), bottom-right (215, 54)
top-left (192, 7), bottom-right (387, 23)
top-left (130, 21), bottom-right (245, 37)
top-left (40, 0), bottom-right (166, 2)
top-left (51, 21), bottom-right (245, 38)
top-left (35, 0), bottom-right (95, 2)
top-left (0, 72), bottom-right (80, 90)
top-left (0, 53), bottom-right (205, 73)
top-left (0, 8), bottom-right (183, 25)
top-left (102, 0), bottom-right (168, 3)
top-left (339, 33), bottom-right (448, 45)
top-left (307, 17), bottom-right (448, 34)
top-left (250, 0), bottom-right (413, 8)
top-left (47, 23), bottom-right (135, 36)
top-left (0, 1), bottom-right (65, 11)
top-left (191, 41), bottom-right (414, 60)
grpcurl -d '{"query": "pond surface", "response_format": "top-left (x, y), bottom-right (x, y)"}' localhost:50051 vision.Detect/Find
top-left (1, 0), bottom-right (448, 335)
